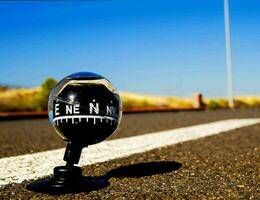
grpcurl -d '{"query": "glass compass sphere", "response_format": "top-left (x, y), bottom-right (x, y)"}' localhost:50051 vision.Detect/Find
top-left (48, 72), bottom-right (122, 146)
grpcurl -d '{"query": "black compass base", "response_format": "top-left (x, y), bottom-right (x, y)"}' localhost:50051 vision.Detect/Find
top-left (26, 166), bottom-right (109, 194)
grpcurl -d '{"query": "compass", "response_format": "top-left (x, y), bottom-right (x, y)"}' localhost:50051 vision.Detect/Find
top-left (27, 72), bottom-right (122, 194)
top-left (48, 72), bottom-right (122, 145)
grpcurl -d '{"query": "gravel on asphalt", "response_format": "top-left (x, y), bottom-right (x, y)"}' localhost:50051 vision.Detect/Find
top-left (0, 121), bottom-right (259, 199)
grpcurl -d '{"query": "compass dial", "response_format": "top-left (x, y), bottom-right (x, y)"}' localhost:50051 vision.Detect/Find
top-left (48, 72), bottom-right (122, 146)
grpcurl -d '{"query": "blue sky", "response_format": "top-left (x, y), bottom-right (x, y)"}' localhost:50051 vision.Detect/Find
top-left (0, 0), bottom-right (260, 97)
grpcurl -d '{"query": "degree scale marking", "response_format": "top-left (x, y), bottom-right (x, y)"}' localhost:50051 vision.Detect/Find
top-left (53, 115), bottom-right (117, 126)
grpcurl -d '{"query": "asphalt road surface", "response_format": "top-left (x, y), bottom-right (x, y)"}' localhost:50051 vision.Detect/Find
top-left (0, 109), bottom-right (260, 199)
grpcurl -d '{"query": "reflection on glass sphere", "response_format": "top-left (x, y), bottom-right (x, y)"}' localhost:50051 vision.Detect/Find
top-left (48, 72), bottom-right (122, 146)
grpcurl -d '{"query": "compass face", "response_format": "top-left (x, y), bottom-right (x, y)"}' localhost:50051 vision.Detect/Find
top-left (48, 72), bottom-right (122, 146)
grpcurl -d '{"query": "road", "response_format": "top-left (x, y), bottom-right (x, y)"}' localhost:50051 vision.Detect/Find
top-left (0, 109), bottom-right (259, 199)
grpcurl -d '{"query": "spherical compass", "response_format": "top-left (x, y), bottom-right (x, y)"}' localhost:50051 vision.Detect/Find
top-left (27, 72), bottom-right (122, 194)
top-left (48, 72), bottom-right (122, 145)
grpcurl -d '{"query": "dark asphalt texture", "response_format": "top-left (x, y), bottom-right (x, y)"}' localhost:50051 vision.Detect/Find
top-left (0, 117), bottom-right (259, 199)
top-left (1, 109), bottom-right (260, 158)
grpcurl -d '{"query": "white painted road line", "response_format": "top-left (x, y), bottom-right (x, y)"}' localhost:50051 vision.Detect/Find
top-left (0, 119), bottom-right (260, 187)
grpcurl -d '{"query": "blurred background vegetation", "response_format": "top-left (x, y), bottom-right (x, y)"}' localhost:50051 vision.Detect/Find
top-left (0, 78), bottom-right (57, 112)
top-left (1, 78), bottom-right (260, 112)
